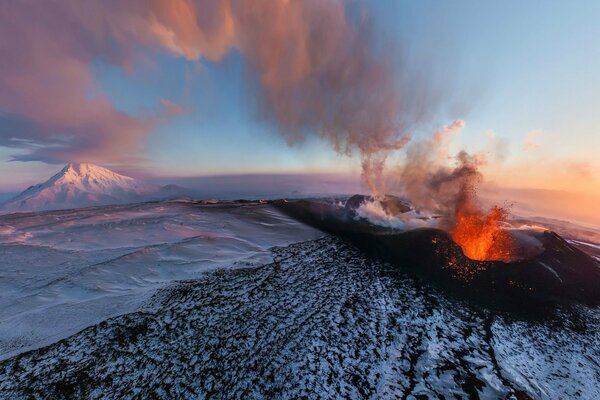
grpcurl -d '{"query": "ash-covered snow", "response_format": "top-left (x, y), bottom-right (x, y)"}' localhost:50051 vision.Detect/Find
top-left (1, 202), bottom-right (599, 399)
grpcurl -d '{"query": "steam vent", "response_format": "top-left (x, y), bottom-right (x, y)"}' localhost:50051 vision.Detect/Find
top-left (276, 196), bottom-right (600, 307)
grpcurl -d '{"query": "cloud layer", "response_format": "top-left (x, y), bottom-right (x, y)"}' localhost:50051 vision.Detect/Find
top-left (1, 0), bottom-right (449, 172)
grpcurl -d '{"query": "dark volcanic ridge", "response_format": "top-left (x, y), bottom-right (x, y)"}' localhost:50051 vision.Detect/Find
top-left (275, 197), bottom-right (600, 307)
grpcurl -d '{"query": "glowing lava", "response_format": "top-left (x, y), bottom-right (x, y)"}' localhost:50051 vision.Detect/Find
top-left (451, 205), bottom-right (514, 262)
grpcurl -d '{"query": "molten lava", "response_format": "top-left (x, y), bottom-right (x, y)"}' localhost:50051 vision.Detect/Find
top-left (451, 205), bottom-right (514, 262)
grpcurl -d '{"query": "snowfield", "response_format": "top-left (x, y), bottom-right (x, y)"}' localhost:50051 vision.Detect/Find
top-left (0, 201), bottom-right (599, 399)
top-left (0, 201), bottom-right (322, 359)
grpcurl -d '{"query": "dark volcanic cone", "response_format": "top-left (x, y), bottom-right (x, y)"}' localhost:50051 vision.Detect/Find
top-left (275, 198), bottom-right (600, 307)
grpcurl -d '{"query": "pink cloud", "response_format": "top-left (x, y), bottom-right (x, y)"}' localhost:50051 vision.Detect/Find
top-left (523, 129), bottom-right (543, 151)
top-left (160, 99), bottom-right (188, 116)
top-left (0, 1), bottom-right (151, 163)
top-left (568, 161), bottom-right (595, 179)
top-left (0, 0), bottom-right (238, 164)
top-left (0, 0), bottom-right (444, 178)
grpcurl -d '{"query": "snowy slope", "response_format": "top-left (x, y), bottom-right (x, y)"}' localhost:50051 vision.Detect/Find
top-left (1, 233), bottom-right (599, 399)
top-left (0, 201), bottom-right (323, 359)
top-left (0, 163), bottom-right (182, 214)
top-left (0, 201), bottom-right (599, 398)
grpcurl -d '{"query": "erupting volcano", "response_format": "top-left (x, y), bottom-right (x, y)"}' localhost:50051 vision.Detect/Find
top-left (275, 191), bottom-right (600, 307)
top-left (399, 146), bottom-right (518, 263)
top-left (451, 205), bottom-right (513, 262)
top-left (443, 154), bottom-right (516, 262)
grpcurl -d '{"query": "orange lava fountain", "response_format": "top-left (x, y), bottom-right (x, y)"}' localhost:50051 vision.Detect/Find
top-left (451, 205), bottom-right (514, 262)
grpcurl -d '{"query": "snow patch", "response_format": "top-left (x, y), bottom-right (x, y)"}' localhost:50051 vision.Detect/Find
top-left (538, 262), bottom-right (563, 283)
top-left (569, 240), bottom-right (600, 251)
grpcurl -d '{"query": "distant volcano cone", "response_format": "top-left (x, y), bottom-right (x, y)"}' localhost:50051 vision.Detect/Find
top-left (0, 163), bottom-right (185, 214)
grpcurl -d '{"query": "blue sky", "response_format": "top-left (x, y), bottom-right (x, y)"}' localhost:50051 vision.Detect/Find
top-left (1, 0), bottom-right (599, 194)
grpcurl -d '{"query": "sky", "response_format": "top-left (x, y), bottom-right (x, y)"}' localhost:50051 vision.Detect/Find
top-left (0, 0), bottom-right (599, 197)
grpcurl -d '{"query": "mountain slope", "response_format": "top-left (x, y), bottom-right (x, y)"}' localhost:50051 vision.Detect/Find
top-left (0, 163), bottom-right (182, 214)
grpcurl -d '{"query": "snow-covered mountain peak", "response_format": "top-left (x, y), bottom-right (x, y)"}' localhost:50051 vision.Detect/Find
top-left (48, 162), bottom-right (140, 190)
top-left (0, 163), bottom-right (184, 214)
top-left (61, 162), bottom-right (126, 179)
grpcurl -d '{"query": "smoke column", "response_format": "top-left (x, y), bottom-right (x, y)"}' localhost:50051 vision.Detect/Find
top-left (133, 0), bottom-right (440, 195)
top-left (228, 1), bottom-right (411, 196)
top-left (226, 2), bottom-right (517, 261)
top-left (388, 121), bottom-right (516, 261)
top-left (390, 120), bottom-right (466, 217)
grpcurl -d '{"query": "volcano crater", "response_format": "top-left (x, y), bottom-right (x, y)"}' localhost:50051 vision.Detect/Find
top-left (275, 197), bottom-right (600, 307)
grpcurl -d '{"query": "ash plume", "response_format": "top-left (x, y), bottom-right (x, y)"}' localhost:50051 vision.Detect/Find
top-left (428, 151), bottom-right (485, 227)
top-left (227, 1), bottom-right (422, 195)
top-left (387, 121), bottom-right (523, 261)
top-left (390, 120), bottom-right (472, 221)
top-left (1, 0), bottom-right (448, 181)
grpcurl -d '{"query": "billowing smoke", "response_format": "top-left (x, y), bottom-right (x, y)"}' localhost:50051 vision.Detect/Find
top-left (231, 1), bottom-right (411, 196)
top-left (355, 130), bottom-right (545, 262)
top-left (1, 0), bottom-right (442, 180)
top-left (381, 121), bottom-right (526, 261)
top-left (390, 120), bottom-right (470, 221)
top-left (427, 150), bottom-right (483, 227)
top-left (2, 0), bottom-right (467, 226)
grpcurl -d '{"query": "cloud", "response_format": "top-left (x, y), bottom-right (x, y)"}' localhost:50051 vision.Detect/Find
top-left (160, 99), bottom-right (188, 116)
top-left (0, 1), bottom-right (237, 164)
top-left (567, 161), bottom-right (595, 179)
top-left (523, 129), bottom-right (543, 151)
top-left (0, 0), bottom-right (452, 175)
top-left (0, 1), bottom-right (155, 163)
top-left (432, 119), bottom-right (465, 145)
